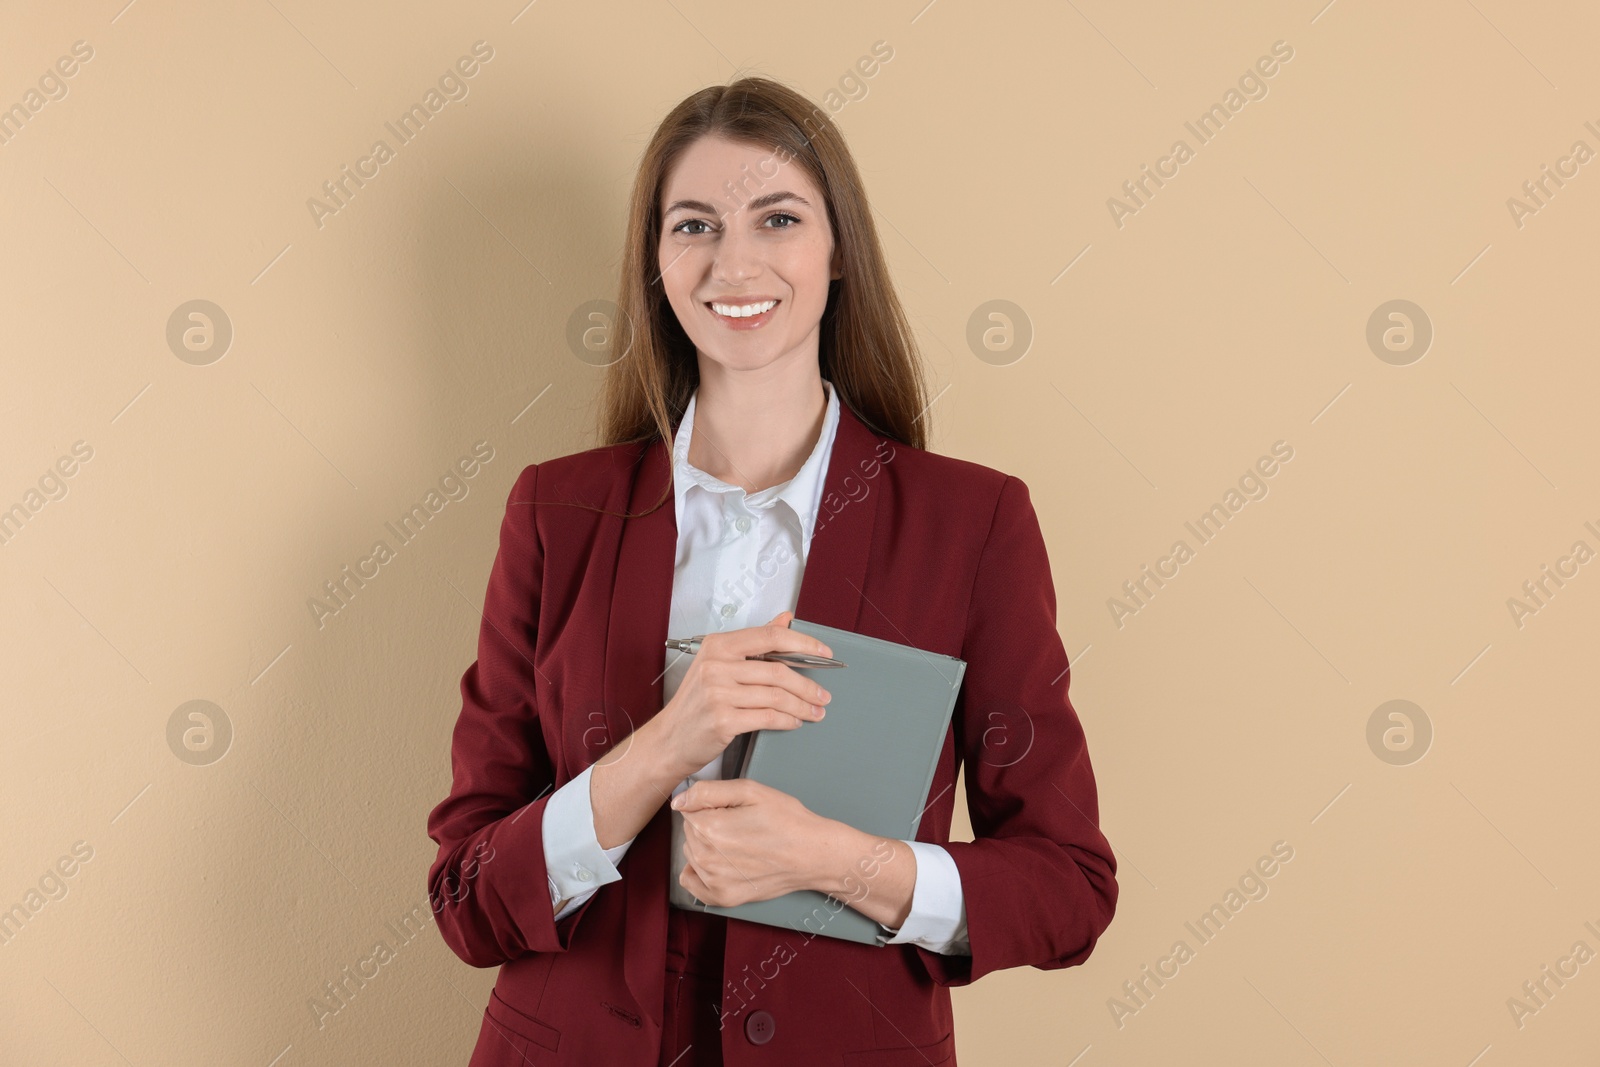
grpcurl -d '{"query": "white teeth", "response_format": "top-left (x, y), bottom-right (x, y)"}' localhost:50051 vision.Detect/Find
top-left (710, 299), bottom-right (777, 318)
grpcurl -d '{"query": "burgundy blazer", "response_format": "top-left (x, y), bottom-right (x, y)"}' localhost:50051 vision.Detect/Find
top-left (426, 395), bottom-right (1118, 1065)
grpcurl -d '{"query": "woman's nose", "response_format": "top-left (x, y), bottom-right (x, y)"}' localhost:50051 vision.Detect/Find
top-left (710, 214), bottom-right (761, 282)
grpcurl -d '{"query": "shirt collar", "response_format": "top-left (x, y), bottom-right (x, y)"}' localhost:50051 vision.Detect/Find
top-left (671, 378), bottom-right (841, 551)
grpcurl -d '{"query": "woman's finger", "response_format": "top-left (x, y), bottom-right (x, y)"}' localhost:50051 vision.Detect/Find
top-left (721, 658), bottom-right (832, 707)
top-left (701, 615), bottom-right (832, 660)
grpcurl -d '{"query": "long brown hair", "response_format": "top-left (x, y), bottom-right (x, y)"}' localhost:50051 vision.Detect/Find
top-left (589, 75), bottom-right (930, 518)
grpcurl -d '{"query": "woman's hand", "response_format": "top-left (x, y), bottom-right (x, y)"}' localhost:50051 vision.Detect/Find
top-left (670, 778), bottom-right (848, 906)
top-left (649, 611), bottom-right (834, 782)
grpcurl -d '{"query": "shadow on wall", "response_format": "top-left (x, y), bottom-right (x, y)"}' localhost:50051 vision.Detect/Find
top-left (186, 125), bottom-right (630, 1063)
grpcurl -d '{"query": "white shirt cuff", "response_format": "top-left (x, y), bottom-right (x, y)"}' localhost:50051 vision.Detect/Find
top-left (543, 763), bottom-right (634, 920)
top-left (875, 840), bottom-right (970, 955)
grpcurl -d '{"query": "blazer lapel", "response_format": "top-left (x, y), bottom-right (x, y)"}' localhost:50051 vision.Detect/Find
top-left (794, 394), bottom-right (882, 633)
top-left (600, 440), bottom-right (676, 755)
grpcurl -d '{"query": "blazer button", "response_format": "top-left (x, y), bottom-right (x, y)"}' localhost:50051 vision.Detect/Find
top-left (744, 1009), bottom-right (775, 1045)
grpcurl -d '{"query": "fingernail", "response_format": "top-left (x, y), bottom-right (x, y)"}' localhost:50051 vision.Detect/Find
top-left (671, 794), bottom-right (684, 809)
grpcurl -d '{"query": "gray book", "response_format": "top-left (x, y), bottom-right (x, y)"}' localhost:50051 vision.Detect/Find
top-left (668, 618), bottom-right (966, 945)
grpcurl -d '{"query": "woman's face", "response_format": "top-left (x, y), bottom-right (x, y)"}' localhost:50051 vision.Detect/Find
top-left (657, 134), bottom-right (841, 376)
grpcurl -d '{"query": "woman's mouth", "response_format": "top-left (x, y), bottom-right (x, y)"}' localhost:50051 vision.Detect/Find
top-left (706, 298), bottom-right (780, 330)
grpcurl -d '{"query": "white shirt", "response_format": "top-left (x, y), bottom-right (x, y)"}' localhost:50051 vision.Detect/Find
top-left (541, 378), bottom-right (969, 954)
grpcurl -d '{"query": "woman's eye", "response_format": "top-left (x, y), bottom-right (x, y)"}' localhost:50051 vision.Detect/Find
top-left (765, 213), bottom-right (800, 229)
top-left (674, 219), bottom-right (713, 235)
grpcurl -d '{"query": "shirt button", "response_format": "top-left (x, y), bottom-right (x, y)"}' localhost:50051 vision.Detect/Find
top-left (575, 866), bottom-right (593, 882)
top-left (720, 603), bottom-right (737, 618)
top-left (735, 516), bottom-right (751, 532)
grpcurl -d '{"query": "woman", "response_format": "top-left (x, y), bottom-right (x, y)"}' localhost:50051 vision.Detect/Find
top-left (426, 76), bottom-right (1118, 1066)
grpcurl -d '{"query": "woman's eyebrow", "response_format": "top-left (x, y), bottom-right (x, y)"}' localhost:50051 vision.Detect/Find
top-left (662, 190), bottom-right (813, 218)
top-left (744, 190), bottom-right (811, 211)
top-left (663, 197), bottom-right (720, 217)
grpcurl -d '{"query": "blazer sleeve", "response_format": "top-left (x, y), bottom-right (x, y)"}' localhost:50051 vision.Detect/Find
top-left (425, 462), bottom-right (602, 967)
top-left (913, 474), bottom-right (1119, 986)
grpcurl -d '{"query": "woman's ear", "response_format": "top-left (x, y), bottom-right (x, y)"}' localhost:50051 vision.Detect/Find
top-left (830, 242), bottom-right (844, 281)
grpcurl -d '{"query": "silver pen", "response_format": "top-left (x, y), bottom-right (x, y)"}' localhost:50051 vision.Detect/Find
top-left (665, 634), bottom-right (846, 668)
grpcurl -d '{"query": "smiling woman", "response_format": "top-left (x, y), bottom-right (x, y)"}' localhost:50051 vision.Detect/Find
top-left (426, 74), bottom-right (1118, 1067)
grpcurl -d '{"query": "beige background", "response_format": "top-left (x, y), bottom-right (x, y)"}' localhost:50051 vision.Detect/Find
top-left (2, 0), bottom-right (1596, 1063)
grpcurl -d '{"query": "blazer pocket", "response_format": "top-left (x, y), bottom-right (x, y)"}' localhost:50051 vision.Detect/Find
top-left (485, 988), bottom-right (562, 1053)
top-left (843, 1031), bottom-right (954, 1066)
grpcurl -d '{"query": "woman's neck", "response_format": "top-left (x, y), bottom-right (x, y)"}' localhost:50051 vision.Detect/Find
top-left (687, 364), bottom-right (828, 495)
